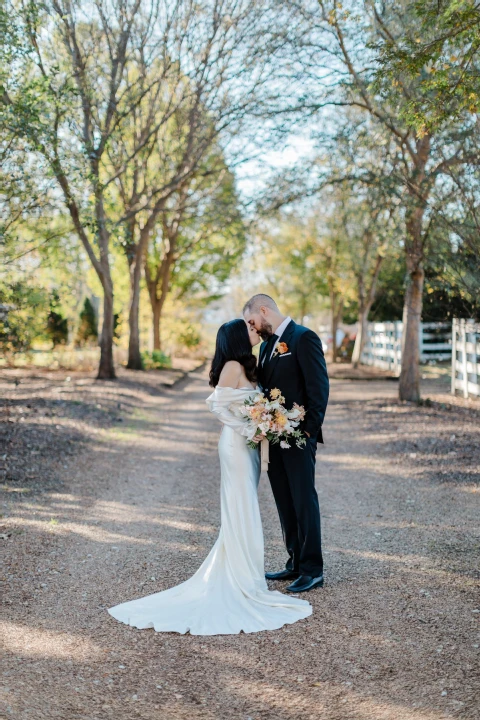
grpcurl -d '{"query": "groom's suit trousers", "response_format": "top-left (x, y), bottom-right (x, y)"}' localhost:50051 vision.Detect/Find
top-left (267, 436), bottom-right (323, 577)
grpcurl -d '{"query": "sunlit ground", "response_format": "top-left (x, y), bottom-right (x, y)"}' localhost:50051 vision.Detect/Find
top-left (1, 367), bottom-right (479, 719)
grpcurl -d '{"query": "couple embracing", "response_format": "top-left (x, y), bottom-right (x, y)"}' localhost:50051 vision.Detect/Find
top-left (108, 294), bottom-right (329, 635)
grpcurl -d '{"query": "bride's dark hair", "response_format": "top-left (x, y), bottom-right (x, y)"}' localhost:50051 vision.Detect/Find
top-left (209, 319), bottom-right (257, 388)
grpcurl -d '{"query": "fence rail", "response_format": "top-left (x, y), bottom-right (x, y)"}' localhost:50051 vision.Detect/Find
top-left (451, 319), bottom-right (480, 398)
top-left (360, 321), bottom-right (452, 375)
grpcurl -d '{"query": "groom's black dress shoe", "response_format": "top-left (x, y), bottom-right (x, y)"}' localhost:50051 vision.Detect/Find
top-left (265, 569), bottom-right (299, 581)
top-left (286, 574), bottom-right (324, 593)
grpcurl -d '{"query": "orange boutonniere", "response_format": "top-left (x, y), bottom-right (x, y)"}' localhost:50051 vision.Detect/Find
top-left (273, 341), bottom-right (289, 357)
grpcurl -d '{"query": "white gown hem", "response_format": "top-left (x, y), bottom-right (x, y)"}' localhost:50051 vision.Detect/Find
top-left (107, 606), bottom-right (312, 636)
top-left (107, 386), bottom-right (313, 636)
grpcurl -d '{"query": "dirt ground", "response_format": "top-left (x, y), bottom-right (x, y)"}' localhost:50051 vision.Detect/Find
top-left (1, 364), bottom-right (479, 720)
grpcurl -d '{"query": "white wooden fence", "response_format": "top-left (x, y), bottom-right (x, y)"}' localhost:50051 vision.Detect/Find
top-left (360, 321), bottom-right (452, 375)
top-left (451, 318), bottom-right (480, 398)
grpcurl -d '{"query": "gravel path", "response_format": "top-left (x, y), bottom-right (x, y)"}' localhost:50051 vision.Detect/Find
top-left (2, 367), bottom-right (479, 720)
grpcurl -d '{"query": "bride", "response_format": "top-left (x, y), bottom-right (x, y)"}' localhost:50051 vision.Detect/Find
top-left (108, 319), bottom-right (311, 635)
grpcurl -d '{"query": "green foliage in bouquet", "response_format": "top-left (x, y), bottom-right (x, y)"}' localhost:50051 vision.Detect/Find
top-left (241, 389), bottom-right (307, 451)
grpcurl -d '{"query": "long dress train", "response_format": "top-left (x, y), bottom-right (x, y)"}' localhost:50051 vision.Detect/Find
top-left (107, 386), bottom-right (311, 635)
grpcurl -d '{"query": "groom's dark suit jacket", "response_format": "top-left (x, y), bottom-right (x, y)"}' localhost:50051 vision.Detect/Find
top-left (257, 320), bottom-right (329, 443)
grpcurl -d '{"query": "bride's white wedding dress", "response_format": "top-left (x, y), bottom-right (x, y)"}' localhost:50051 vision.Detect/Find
top-left (108, 386), bottom-right (311, 635)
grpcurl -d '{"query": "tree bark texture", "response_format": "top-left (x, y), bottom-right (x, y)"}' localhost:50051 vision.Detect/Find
top-left (97, 284), bottom-right (116, 380)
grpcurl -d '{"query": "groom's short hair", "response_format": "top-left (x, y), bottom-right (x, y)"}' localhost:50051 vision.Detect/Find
top-left (243, 294), bottom-right (279, 314)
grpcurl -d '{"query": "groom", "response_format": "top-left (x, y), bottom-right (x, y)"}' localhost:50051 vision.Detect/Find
top-left (243, 294), bottom-right (329, 592)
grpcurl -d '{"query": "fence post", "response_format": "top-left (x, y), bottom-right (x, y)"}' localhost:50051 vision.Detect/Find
top-left (419, 322), bottom-right (424, 363)
top-left (469, 320), bottom-right (479, 393)
top-left (460, 319), bottom-right (469, 398)
top-left (451, 319), bottom-right (457, 395)
top-left (394, 321), bottom-right (401, 375)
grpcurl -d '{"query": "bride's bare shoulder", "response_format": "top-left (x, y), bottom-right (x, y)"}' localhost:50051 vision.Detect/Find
top-left (218, 361), bottom-right (242, 388)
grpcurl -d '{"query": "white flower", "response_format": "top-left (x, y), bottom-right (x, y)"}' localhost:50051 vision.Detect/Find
top-left (230, 402), bottom-right (249, 418)
top-left (280, 440), bottom-right (290, 449)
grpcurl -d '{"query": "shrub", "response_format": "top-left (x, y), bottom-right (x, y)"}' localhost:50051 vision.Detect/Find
top-left (177, 323), bottom-right (202, 349)
top-left (46, 310), bottom-right (68, 347)
top-left (0, 281), bottom-right (49, 354)
top-left (46, 293), bottom-right (68, 347)
top-left (76, 297), bottom-right (98, 346)
top-left (141, 350), bottom-right (172, 370)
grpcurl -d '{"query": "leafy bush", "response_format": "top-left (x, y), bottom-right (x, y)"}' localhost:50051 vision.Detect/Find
top-left (113, 312), bottom-right (122, 343)
top-left (0, 281), bottom-right (49, 353)
top-left (46, 292), bottom-right (68, 347)
top-left (75, 297), bottom-right (98, 346)
top-left (46, 311), bottom-right (68, 347)
top-left (141, 350), bottom-right (172, 370)
top-left (177, 323), bottom-right (202, 349)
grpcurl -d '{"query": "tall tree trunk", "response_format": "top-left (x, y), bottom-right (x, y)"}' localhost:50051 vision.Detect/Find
top-left (399, 147), bottom-right (429, 401)
top-left (352, 304), bottom-right (370, 368)
top-left (152, 298), bottom-right (162, 351)
top-left (127, 256), bottom-right (143, 369)
top-left (352, 252), bottom-right (384, 368)
top-left (98, 283), bottom-right (115, 379)
top-left (95, 185), bottom-right (116, 380)
top-left (331, 293), bottom-right (343, 362)
top-left (151, 294), bottom-right (168, 350)
top-left (145, 242), bottom-right (175, 353)
top-left (399, 264), bottom-right (424, 401)
top-left (398, 135), bottom-right (430, 401)
top-left (52, 161), bottom-right (116, 379)
top-left (126, 225), bottom-right (151, 370)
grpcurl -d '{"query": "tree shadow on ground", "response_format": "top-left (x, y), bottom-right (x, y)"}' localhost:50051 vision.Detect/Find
top-left (3, 371), bottom-right (479, 720)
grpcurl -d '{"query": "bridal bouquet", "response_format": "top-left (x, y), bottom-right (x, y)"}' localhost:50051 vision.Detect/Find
top-left (235, 388), bottom-right (307, 452)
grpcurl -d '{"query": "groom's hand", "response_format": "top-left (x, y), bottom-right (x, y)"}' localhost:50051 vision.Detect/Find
top-left (305, 431), bottom-right (311, 438)
top-left (252, 433), bottom-right (265, 444)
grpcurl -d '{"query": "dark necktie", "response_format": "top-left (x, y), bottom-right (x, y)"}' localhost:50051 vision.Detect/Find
top-left (263, 333), bottom-right (278, 368)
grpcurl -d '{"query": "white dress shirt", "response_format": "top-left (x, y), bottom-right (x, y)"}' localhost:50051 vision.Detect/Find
top-left (262, 316), bottom-right (292, 364)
